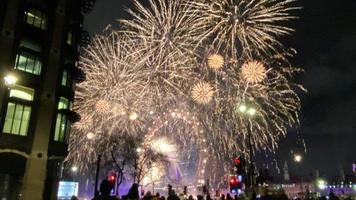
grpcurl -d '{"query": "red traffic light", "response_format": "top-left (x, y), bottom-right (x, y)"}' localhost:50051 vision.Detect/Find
top-left (108, 175), bottom-right (116, 182)
top-left (234, 157), bottom-right (241, 165)
top-left (229, 176), bottom-right (239, 185)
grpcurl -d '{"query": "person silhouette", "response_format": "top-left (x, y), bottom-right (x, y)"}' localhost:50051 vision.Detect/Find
top-left (92, 179), bottom-right (119, 200)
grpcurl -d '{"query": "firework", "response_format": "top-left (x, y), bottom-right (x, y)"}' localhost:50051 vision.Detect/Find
top-left (149, 137), bottom-right (177, 159)
top-left (188, 0), bottom-right (298, 57)
top-left (241, 61), bottom-right (267, 84)
top-left (191, 82), bottom-right (215, 104)
top-left (95, 100), bottom-right (111, 114)
top-left (119, 0), bottom-right (207, 99)
top-left (207, 54), bottom-right (225, 70)
top-left (68, 0), bottom-right (304, 188)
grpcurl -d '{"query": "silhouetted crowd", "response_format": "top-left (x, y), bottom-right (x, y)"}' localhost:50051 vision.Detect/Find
top-left (88, 180), bottom-right (354, 200)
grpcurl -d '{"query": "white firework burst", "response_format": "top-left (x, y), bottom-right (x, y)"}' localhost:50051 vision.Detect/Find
top-left (188, 0), bottom-right (298, 57)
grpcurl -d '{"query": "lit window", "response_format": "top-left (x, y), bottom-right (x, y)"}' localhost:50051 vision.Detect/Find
top-left (15, 53), bottom-right (42, 75)
top-left (24, 9), bottom-right (47, 30)
top-left (61, 70), bottom-right (73, 87)
top-left (3, 86), bottom-right (35, 136)
top-left (67, 32), bottom-right (73, 45)
top-left (54, 113), bottom-right (70, 142)
top-left (3, 86), bottom-right (34, 136)
top-left (9, 86), bottom-right (34, 101)
top-left (54, 97), bottom-right (72, 142)
top-left (3, 103), bottom-right (31, 136)
top-left (58, 97), bottom-right (72, 110)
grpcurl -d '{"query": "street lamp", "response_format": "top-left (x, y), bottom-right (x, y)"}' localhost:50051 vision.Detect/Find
top-left (86, 132), bottom-right (101, 198)
top-left (293, 153), bottom-right (304, 197)
top-left (134, 147), bottom-right (142, 183)
top-left (294, 154), bottom-right (302, 163)
top-left (3, 74), bottom-right (17, 88)
top-left (71, 166), bottom-right (78, 173)
top-left (237, 103), bottom-right (257, 196)
top-left (136, 147), bottom-right (142, 153)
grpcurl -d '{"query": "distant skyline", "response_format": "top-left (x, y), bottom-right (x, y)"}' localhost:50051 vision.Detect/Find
top-left (84, 0), bottom-right (356, 178)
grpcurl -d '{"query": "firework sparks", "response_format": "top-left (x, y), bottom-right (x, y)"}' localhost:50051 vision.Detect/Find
top-left (207, 54), bottom-right (225, 70)
top-left (191, 82), bottom-right (215, 104)
top-left (188, 0), bottom-right (298, 57)
top-left (241, 61), bottom-right (267, 84)
top-left (95, 100), bottom-right (111, 114)
top-left (68, 0), bottom-right (304, 188)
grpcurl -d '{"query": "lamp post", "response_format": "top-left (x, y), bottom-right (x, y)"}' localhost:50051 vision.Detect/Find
top-left (85, 132), bottom-right (101, 198)
top-left (134, 147), bottom-right (142, 183)
top-left (293, 153), bottom-right (303, 197)
top-left (237, 104), bottom-right (256, 196)
top-left (94, 154), bottom-right (102, 197)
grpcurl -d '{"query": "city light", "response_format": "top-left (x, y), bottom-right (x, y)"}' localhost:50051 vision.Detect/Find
top-left (136, 148), bottom-right (142, 153)
top-left (238, 104), bottom-right (247, 113)
top-left (71, 166), bottom-right (78, 172)
top-left (317, 179), bottom-right (326, 189)
top-left (247, 108), bottom-right (256, 116)
top-left (3, 74), bottom-right (17, 88)
top-left (294, 154), bottom-right (302, 163)
top-left (238, 104), bottom-right (257, 117)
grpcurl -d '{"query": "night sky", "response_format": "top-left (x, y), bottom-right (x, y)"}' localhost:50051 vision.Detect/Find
top-left (83, 0), bottom-right (356, 178)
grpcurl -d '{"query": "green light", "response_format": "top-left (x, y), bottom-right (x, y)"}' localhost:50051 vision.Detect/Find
top-left (238, 104), bottom-right (247, 113)
top-left (247, 108), bottom-right (256, 116)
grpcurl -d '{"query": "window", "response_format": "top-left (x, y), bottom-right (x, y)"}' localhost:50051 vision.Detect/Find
top-left (67, 31), bottom-right (73, 45)
top-left (10, 86), bottom-right (34, 101)
top-left (20, 40), bottom-right (41, 52)
top-left (3, 103), bottom-right (31, 136)
top-left (15, 40), bottom-right (42, 75)
top-left (15, 52), bottom-right (42, 75)
top-left (61, 70), bottom-right (72, 87)
top-left (58, 97), bottom-right (72, 110)
top-left (24, 9), bottom-right (47, 30)
top-left (54, 97), bottom-right (72, 142)
top-left (54, 113), bottom-right (70, 142)
top-left (3, 86), bottom-right (34, 136)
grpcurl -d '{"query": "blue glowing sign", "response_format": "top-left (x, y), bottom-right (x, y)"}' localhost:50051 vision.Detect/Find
top-left (57, 181), bottom-right (79, 199)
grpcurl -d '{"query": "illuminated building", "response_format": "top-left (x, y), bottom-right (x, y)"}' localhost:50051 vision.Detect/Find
top-left (0, 0), bottom-right (95, 199)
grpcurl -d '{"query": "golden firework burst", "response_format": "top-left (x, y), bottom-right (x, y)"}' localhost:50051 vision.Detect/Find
top-left (95, 99), bottom-right (111, 114)
top-left (241, 61), bottom-right (267, 84)
top-left (191, 82), bottom-right (215, 104)
top-left (207, 54), bottom-right (224, 70)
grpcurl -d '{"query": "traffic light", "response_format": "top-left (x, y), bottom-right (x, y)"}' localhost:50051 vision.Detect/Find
top-left (107, 174), bottom-right (116, 188)
top-left (234, 156), bottom-right (245, 175)
top-left (232, 156), bottom-right (245, 191)
top-left (229, 176), bottom-right (240, 193)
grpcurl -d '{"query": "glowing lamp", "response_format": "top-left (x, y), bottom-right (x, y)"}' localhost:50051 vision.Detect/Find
top-left (4, 74), bottom-right (17, 88)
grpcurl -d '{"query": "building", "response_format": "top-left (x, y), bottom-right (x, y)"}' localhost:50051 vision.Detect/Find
top-left (0, 0), bottom-right (94, 199)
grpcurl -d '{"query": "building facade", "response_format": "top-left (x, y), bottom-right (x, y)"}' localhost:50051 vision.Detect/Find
top-left (0, 0), bottom-right (94, 199)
